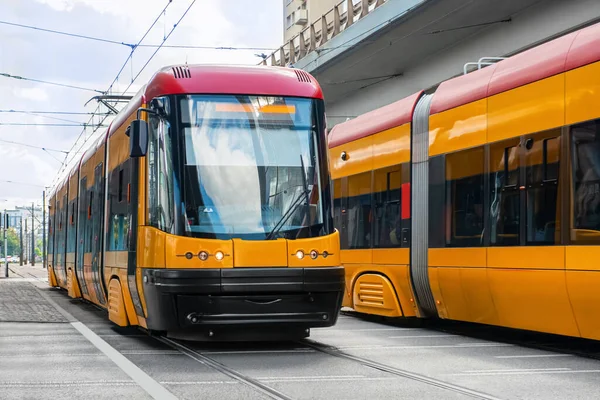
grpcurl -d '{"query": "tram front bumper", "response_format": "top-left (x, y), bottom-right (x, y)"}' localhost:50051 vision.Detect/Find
top-left (141, 267), bottom-right (345, 333)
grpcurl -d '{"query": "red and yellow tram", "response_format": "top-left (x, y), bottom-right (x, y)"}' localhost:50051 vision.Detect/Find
top-left (329, 22), bottom-right (600, 340)
top-left (47, 65), bottom-right (344, 340)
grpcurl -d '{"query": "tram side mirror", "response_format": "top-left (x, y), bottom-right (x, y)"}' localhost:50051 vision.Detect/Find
top-left (128, 119), bottom-right (148, 158)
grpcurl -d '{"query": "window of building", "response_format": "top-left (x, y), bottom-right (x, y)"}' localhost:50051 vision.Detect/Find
top-left (490, 138), bottom-right (521, 246)
top-left (571, 119), bottom-right (600, 244)
top-left (446, 147), bottom-right (484, 247)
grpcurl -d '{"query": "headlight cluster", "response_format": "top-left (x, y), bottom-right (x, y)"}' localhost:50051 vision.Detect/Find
top-left (295, 250), bottom-right (329, 260)
top-left (184, 251), bottom-right (225, 261)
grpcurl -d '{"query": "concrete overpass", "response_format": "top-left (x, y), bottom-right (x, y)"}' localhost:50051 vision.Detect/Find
top-left (263, 0), bottom-right (600, 127)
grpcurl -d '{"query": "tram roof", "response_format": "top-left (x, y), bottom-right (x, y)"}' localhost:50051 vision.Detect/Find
top-left (430, 20), bottom-right (600, 114)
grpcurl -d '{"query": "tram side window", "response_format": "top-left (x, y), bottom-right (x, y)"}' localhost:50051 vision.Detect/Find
top-left (47, 217), bottom-right (53, 260)
top-left (571, 119), bottom-right (600, 244)
top-left (525, 130), bottom-right (560, 245)
top-left (90, 164), bottom-right (104, 253)
top-left (490, 139), bottom-right (521, 246)
top-left (108, 162), bottom-right (130, 252)
top-left (78, 177), bottom-right (88, 255)
top-left (446, 148), bottom-right (484, 247)
top-left (343, 172), bottom-right (372, 249)
top-left (333, 178), bottom-right (342, 233)
top-left (67, 201), bottom-right (77, 254)
top-left (147, 116), bottom-right (174, 232)
top-left (373, 165), bottom-right (402, 248)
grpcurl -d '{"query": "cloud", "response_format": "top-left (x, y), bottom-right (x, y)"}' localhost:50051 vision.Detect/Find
top-left (0, 0), bottom-right (284, 209)
top-left (12, 87), bottom-right (49, 102)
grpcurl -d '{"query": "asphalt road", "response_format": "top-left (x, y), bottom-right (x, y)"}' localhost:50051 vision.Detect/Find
top-left (1, 265), bottom-right (599, 400)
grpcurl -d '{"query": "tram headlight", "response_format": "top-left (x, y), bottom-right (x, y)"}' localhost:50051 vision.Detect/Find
top-left (295, 250), bottom-right (305, 259)
top-left (310, 250), bottom-right (318, 260)
top-left (322, 251), bottom-right (328, 258)
top-left (198, 251), bottom-right (209, 261)
top-left (215, 251), bottom-right (224, 261)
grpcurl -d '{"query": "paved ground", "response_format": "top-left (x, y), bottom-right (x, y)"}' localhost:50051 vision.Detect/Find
top-left (1, 263), bottom-right (600, 399)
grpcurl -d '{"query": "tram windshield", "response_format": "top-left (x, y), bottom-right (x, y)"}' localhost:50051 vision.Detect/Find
top-left (178, 95), bottom-right (324, 240)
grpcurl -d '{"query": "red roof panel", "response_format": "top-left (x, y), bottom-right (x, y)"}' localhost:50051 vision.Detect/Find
top-left (487, 30), bottom-right (578, 97)
top-left (430, 65), bottom-right (496, 115)
top-left (565, 22), bottom-right (600, 71)
top-left (144, 65), bottom-right (323, 102)
top-left (327, 91), bottom-right (423, 148)
top-left (430, 22), bottom-right (600, 114)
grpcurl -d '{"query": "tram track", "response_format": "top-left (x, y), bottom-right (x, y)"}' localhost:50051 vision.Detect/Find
top-left (298, 338), bottom-right (503, 400)
top-left (154, 333), bottom-right (505, 400)
top-left (342, 309), bottom-right (600, 362)
top-left (427, 320), bottom-right (600, 363)
top-left (156, 336), bottom-right (294, 400)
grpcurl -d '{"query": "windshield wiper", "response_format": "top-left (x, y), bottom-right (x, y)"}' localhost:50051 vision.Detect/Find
top-left (266, 156), bottom-right (310, 240)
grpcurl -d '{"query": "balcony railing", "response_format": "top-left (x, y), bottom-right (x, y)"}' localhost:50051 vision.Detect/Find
top-left (261, 0), bottom-right (387, 67)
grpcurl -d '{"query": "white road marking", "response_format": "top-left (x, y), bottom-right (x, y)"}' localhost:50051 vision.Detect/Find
top-left (203, 349), bottom-right (315, 355)
top-left (161, 376), bottom-right (395, 385)
top-left (0, 334), bottom-right (83, 339)
top-left (261, 377), bottom-right (395, 383)
top-left (463, 368), bottom-right (570, 373)
top-left (326, 328), bottom-right (423, 332)
top-left (72, 322), bottom-right (178, 400)
top-left (0, 353), bottom-right (103, 358)
top-left (161, 381), bottom-right (238, 385)
top-left (388, 334), bottom-right (457, 339)
top-left (120, 350), bottom-right (183, 355)
top-left (0, 380), bottom-right (135, 388)
top-left (495, 354), bottom-right (573, 359)
top-left (338, 343), bottom-right (512, 350)
top-left (256, 375), bottom-right (365, 380)
top-left (35, 286), bottom-right (179, 400)
top-left (99, 334), bottom-right (149, 338)
top-left (450, 368), bottom-right (600, 376)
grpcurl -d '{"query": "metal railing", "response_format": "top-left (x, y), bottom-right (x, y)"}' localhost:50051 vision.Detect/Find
top-left (261, 0), bottom-right (387, 67)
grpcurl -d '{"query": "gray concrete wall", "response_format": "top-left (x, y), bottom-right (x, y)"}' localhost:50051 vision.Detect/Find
top-left (325, 0), bottom-right (600, 126)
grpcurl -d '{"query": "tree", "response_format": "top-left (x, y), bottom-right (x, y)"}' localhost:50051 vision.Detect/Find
top-left (0, 228), bottom-right (20, 256)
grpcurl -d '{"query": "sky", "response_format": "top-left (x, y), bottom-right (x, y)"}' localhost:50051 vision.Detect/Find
top-left (0, 0), bottom-right (283, 212)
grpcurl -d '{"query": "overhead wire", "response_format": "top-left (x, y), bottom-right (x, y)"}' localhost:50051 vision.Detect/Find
top-left (42, 149), bottom-right (66, 165)
top-left (0, 138), bottom-right (68, 153)
top-left (0, 123), bottom-right (105, 127)
top-left (9, 110), bottom-right (84, 125)
top-left (0, 110), bottom-right (110, 115)
top-left (0, 20), bottom-right (126, 46)
top-left (0, 180), bottom-right (45, 188)
top-left (0, 19), bottom-right (276, 52)
top-left (55, 0), bottom-right (176, 185)
top-left (125, 0), bottom-right (197, 94)
top-left (53, 0), bottom-right (196, 188)
top-left (0, 72), bottom-right (104, 93)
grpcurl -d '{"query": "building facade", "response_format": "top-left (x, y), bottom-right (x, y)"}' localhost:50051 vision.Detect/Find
top-left (283, 0), bottom-right (341, 43)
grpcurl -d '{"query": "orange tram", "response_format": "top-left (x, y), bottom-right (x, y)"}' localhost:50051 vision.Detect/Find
top-left (329, 22), bottom-right (600, 340)
top-left (47, 65), bottom-right (344, 340)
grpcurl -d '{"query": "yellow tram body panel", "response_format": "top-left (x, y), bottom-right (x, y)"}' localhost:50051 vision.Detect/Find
top-left (327, 22), bottom-right (600, 340)
top-left (46, 65), bottom-right (345, 340)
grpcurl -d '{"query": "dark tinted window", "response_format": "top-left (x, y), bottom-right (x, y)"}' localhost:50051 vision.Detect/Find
top-left (490, 139), bottom-right (521, 246)
top-left (343, 172), bottom-right (372, 249)
top-left (571, 119), bottom-right (600, 244)
top-left (446, 148), bottom-right (484, 247)
top-left (373, 165), bottom-right (402, 248)
top-left (525, 130), bottom-right (560, 245)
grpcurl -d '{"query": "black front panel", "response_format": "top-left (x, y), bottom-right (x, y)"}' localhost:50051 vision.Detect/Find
top-left (142, 267), bottom-right (344, 332)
